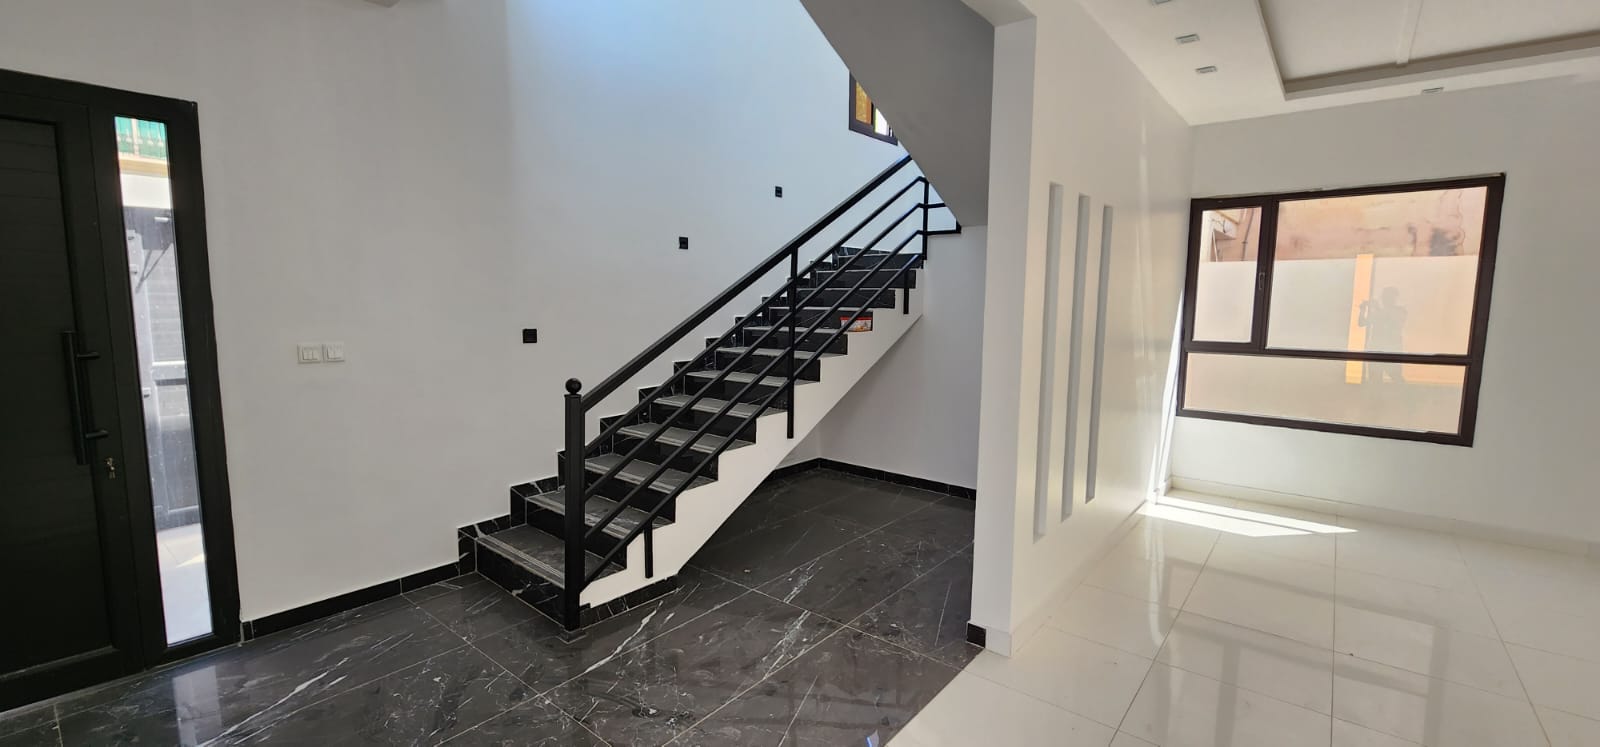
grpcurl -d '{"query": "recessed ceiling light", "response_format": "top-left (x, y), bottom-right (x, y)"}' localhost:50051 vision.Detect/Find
top-left (1176, 33), bottom-right (1201, 44)
top-left (1421, 86), bottom-right (1444, 94)
top-left (1196, 66), bottom-right (1218, 74)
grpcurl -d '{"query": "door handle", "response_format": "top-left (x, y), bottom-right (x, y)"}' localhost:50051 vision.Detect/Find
top-left (60, 330), bottom-right (110, 465)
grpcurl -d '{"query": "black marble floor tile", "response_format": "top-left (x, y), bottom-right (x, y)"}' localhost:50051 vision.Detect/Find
top-left (757, 528), bottom-right (956, 625)
top-left (55, 600), bottom-right (464, 745)
top-left (0, 720), bottom-right (58, 747)
top-left (673, 627), bottom-right (961, 746)
top-left (0, 704), bottom-right (54, 741)
top-left (689, 512), bottom-right (868, 587)
top-left (743, 472), bottom-right (858, 512)
top-left (703, 495), bottom-right (804, 546)
top-left (415, 577), bottom-right (543, 642)
top-left (547, 590), bottom-right (839, 746)
top-left (403, 574), bottom-right (481, 604)
top-left (806, 478), bottom-right (945, 528)
top-left (218, 646), bottom-right (528, 745)
top-left (878, 494), bottom-right (976, 549)
top-left (441, 697), bottom-right (605, 746)
top-left (852, 550), bottom-right (981, 668)
top-left (472, 567), bottom-right (747, 697)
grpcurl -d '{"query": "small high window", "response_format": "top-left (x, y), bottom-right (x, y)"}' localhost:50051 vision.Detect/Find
top-left (849, 75), bottom-right (896, 145)
top-left (1178, 176), bottom-right (1505, 445)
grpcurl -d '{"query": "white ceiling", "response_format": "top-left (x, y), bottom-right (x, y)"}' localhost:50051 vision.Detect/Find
top-left (1076, 0), bottom-right (1600, 124)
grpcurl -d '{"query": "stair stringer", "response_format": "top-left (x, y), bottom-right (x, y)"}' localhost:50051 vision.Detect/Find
top-left (580, 269), bottom-right (925, 607)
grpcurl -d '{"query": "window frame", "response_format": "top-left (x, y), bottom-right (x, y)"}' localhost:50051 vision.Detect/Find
top-left (847, 75), bottom-right (897, 145)
top-left (1176, 174), bottom-right (1507, 446)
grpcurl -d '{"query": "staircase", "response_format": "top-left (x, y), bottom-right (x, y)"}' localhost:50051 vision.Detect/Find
top-left (472, 156), bottom-right (958, 630)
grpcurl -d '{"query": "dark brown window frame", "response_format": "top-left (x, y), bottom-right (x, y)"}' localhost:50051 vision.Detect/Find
top-left (1176, 174), bottom-right (1506, 446)
top-left (848, 75), bottom-right (897, 145)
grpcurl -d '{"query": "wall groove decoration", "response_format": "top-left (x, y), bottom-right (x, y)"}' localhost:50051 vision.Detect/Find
top-left (1033, 184), bottom-right (1067, 537)
top-left (1061, 194), bottom-right (1091, 521)
top-left (1085, 204), bottom-right (1115, 502)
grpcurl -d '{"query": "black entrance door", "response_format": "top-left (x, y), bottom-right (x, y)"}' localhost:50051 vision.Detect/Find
top-left (0, 93), bottom-right (146, 707)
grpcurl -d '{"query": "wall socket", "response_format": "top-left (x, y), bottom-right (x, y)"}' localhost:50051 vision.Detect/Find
top-left (775, 185), bottom-right (784, 198)
top-left (678, 236), bottom-right (689, 250)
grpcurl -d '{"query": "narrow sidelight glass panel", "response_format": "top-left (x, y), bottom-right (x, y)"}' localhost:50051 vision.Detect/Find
top-left (1192, 207), bottom-right (1262, 342)
top-left (1268, 187), bottom-right (1487, 355)
top-left (116, 116), bottom-right (212, 644)
top-left (1184, 353), bottom-right (1466, 434)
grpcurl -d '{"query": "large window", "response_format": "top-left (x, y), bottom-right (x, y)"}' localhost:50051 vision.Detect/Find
top-left (848, 75), bottom-right (896, 144)
top-left (1178, 175), bottom-right (1505, 445)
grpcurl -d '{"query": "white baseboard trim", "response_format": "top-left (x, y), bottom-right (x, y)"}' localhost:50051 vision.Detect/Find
top-left (1170, 477), bottom-right (1600, 559)
top-left (989, 498), bottom-right (1149, 658)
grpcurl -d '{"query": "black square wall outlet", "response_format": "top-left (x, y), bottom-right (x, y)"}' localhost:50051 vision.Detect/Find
top-left (678, 236), bottom-right (689, 250)
top-left (522, 328), bottom-right (538, 344)
top-left (774, 185), bottom-right (783, 198)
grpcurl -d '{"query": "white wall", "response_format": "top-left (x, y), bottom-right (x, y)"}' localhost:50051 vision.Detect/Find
top-left (817, 228), bottom-right (987, 489)
top-left (1172, 78), bottom-right (1600, 546)
top-left (969, 0), bottom-right (1194, 651)
top-left (0, 0), bottom-right (903, 620)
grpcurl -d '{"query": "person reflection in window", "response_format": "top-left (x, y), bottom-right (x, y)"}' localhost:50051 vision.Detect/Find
top-left (1359, 287), bottom-right (1407, 383)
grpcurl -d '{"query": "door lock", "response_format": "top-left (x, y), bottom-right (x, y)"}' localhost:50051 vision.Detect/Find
top-left (105, 457), bottom-right (117, 480)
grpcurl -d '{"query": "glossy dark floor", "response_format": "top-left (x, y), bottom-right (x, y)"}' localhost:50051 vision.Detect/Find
top-left (0, 470), bottom-right (976, 746)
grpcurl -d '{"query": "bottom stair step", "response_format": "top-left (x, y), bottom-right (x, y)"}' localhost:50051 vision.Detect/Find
top-left (525, 489), bottom-right (669, 539)
top-left (478, 525), bottom-right (621, 586)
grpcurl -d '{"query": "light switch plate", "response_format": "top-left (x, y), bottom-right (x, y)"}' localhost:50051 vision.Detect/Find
top-left (323, 342), bottom-right (346, 362)
top-left (297, 344), bottom-right (323, 364)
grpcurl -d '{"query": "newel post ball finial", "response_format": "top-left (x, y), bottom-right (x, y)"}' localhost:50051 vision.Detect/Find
top-left (566, 378), bottom-right (583, 395)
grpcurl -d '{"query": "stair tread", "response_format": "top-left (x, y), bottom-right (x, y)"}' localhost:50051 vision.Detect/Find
top-left (768, 305), bottom-right (871, 311)
top-left (585, 452), bottom-right (712, 493)
top-left (685, 369), bottom-right (804, 389)
top-left (657, 394), bottom-right (771, 419)
top-left (617, 423), bottom-right (750, 454)
top-left (742, 324), bottom-right (841, 333)
top-left (718, 346), bottom-right (838, 360)
top-left (478, 525), bottom-right (619, 585)
top-left (526, 490), bottom-right (667, 539)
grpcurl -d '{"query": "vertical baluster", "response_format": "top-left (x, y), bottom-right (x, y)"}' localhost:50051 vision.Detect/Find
top-left (562, 379), bottom-right (585, 631)
top-left (787, 249), bottom-right (797, 438)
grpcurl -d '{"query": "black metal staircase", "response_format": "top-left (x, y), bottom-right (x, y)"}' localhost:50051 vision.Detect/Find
top-left (474, 155), bottom-right (957, 631)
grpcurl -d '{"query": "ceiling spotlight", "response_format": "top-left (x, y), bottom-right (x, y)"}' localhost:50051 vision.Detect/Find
top-left (1176, 33), bottom-right (1201, 44)
top-left (1196, 66), bottom-right (1219, 74)
top-left (1421, 86), bottom-right (1445, 94)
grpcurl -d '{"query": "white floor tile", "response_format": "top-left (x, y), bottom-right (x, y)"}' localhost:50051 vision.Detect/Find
top-left (1110, 732), bottom-right (1159, 747)
top-left (1476, 567), bottom-right (1600, 623)
top-left (1084, 549), bottom-right (1203, 610)
top-left (1335, 532), bottom-right (1474, 592)
top-left (1182, 567), bottom-right (1334, 649)
top-left (1331, 655), bottom-right (1545, 746)
top-left (1332, 718), bottom-right (1420, 746)
top-left (965, 628), bottom-right (1152, 728)
top-left (1333, 604), bottom-right (1524, 698)
top-left (1456, 537), bottom-right (1600, 588)
top-left (1491, 603), bottom-right (1600, 663)
top-left (894, 670), bottom-right (1117, 747)
top-left (1110, 517), bottom-right (1220, 565)
top-left (1046, 584), bottom-right (1179, 658)
top-left (1121, 662), bottom-right (1331, 747)
top-left (1506, 643), bottom-right (1600, 721)
top-left (1212, 530), bottom-right (1337, 568)
top-left (1204, 543), bottom-right (1336, 595)
top-left (1334, 568), bottom-right (1498, 638)
top-left (1537, 706), bottom-right (1600, 747)
top-left (1157, 612), bottom-right (1334, 715)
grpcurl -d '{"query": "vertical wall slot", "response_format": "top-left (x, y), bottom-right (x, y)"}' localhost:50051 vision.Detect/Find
top-left (1062, 194), bottom-right (1091, 521)
top-left (1033, 184), bottom-right (1067, 538)
top-left (1085, 205), bottom-right (1114, 503)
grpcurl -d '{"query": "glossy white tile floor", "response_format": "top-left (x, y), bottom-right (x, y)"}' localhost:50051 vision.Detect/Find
top-left (894, 491), bottom-right (1600, 746)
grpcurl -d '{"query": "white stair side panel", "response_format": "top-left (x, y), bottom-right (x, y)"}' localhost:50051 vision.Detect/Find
top-left (580, 271), bottom-right (924, 606)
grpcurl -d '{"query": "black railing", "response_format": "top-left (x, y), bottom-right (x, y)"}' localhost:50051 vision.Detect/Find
top-left (559, 155), bottom-right (950, 629)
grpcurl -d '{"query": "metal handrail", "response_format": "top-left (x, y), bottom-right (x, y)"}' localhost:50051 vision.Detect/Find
top-left (581, 234), bottom-right (926, 584)
top-left (581, 176), bottom-right (928, 461)
top-left (580, 203), bottom-right (927, 540)
top-left (578, 155), bottom-right (912, 410)
top-left (580, 192), bottom-right (926, 507)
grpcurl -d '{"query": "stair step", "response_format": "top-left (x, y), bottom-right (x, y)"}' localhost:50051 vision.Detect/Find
top-left (585, 452), bottom-right (712, 494)
top-left (525, 490), bottom-right (668, 540)
top-left (742, 324), bottom-right (842, 335)
top-left (686, 369), bottom-right (799, 390)
top-left (768, 305), bottom-right (869, 312)
top-left (618, 423), bottom-right (750, 455)
top-left (478, 525), bottom-right (619, 585)
top-left (657, 393), bottom-right (771, 419)
top-left (718, 346), bottom-right (837, 360)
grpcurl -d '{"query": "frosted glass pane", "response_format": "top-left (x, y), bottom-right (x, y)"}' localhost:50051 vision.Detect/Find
top-left (1192, 207), bottom-right (1261, 342)
top-left (1184, 353), bottom-right (1465, 434)
top-left (1268, 187), bottom-right (1486, 354)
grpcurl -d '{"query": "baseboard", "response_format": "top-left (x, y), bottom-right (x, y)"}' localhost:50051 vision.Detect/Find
top-left (763, 457), bottom-right (976, 500)
top-left (242, 560), bottom-right (466, 641)
top-left (1171, 477), bottom-right (1600, 558)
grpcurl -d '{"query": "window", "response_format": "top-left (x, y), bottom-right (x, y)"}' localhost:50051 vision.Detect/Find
top-left (849, 75), bottom-right (896, 144)
top-left (1177, 175), bottom-right (1505, 445)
